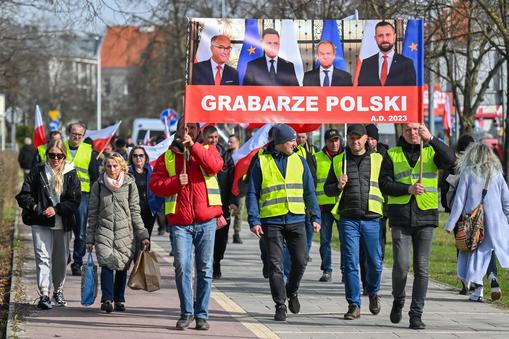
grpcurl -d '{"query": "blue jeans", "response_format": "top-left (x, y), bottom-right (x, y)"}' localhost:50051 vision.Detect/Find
top-left (73, 192), bottom-right (89, 267)
top-left (319, 211), bottom-right (339, 273)
top-left (339, 217), bottom-right (383, 307)
top-left (100, 267), bottom-right (127, 303)
top-left (305, 214), bottom-right (313, 253)
top-left (170, 218), bottom-right (216, 319)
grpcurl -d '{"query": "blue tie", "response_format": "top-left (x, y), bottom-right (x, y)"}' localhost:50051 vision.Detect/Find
top-left (323, 70), bottom-right (330, 87)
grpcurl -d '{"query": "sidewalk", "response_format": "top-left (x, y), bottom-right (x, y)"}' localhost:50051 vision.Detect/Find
top-left (8, 215), bottom-right (509, 339)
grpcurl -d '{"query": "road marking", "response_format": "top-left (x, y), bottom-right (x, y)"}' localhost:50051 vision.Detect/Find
top-left (150, 239), bottom-right (280, 339)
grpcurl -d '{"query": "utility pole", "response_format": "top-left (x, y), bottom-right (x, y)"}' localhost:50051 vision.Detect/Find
top-left (96, 34), bottom-right (103, 129)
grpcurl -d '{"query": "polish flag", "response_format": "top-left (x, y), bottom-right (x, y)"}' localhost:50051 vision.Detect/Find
top-left (353, 20), bottom-right (380, 86)
top-left (194, 19), bottom-right (221, 63)
top-left (231, 123), bottom-right (272, 196)
top-left (33, 105), bottom-right (46, 148)
top-left (143, 129), bottom-right (151, 145)
top-left (443, 94), bottom-right (452, 138)
top-left (143, 135), bottom-right (174, 167)
top-left (85, 121), bottom-right (122, 153)
top-left (279, 20), bottom-right (305, 86)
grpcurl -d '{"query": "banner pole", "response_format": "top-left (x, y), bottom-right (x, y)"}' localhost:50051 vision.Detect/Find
top-left (183, 19), bottom-right (197, 175)
top-left (344, 124), bottom-right (347, 175)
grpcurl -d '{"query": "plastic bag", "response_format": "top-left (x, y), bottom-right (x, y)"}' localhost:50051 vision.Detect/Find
top-left (128, 246), bottom-right (160, 292)
top-left (81, 252), bottom-right (98, 306)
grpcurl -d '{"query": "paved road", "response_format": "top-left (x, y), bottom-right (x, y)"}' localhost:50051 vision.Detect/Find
top-left (8, 218), bottom-right (509, 338)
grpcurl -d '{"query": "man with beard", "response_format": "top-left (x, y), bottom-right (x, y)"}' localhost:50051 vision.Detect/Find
top-left (358, 21), bottom-right (416, 86)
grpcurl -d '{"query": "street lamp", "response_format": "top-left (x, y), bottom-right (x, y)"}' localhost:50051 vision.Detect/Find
top-left (95, 34), bottom-right (103, 129)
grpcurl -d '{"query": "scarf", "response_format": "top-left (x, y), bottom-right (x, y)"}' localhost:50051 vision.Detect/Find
top-left (104, 172), bottom-right (124, 192)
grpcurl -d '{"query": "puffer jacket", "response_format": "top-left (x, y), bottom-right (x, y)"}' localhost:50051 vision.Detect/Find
top-left (149, 140), bottom-right (223, 226)
top-left (87, 173), bottom-right (149, 271)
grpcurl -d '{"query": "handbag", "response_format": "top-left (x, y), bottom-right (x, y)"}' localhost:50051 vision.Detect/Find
top-left (454, 176), bottom-right (489, 252)
top-left (128, 246), bottom-right (161, 292)
top-left (81, 252), bottom-right (98, 306)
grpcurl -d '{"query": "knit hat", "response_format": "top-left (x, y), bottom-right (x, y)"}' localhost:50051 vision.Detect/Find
top-left (272, 124), bottom-right (297, 145)
top-left (365, 124), bottom-right (379, 141)
top-left (347, 124), bottom-right (367, 136)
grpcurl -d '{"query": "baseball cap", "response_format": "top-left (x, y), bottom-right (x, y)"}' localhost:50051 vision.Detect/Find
top-left (324, 129), bottom-right (340, 141)
top-left (347, 124), bottom-right (367, 136)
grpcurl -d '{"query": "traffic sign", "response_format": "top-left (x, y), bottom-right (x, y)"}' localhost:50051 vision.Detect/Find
top-left (48, 120), bottom-right (61, 131)
top-left (49, 110), bottom-right (60, 121)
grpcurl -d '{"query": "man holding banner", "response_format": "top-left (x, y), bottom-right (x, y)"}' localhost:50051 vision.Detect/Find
top-left (379, 123), bottom-right (454, 329)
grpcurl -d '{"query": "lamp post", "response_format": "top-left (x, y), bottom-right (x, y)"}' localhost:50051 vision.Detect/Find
top-left (96, 34), bottom-right (103, 129)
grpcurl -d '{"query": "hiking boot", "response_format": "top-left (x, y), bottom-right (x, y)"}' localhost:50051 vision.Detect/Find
top-left (114, 302), bottom-right (126, 312)
top-left (195, 318), bottom-right (209, 330)
top-left (344, 304), bottom-right (360, 320)
top-left (409, 316), bottom-right (426, 330)
top-left (319, 272), bottom-right (331, 282)
top-left (37, 295), bottom-right (53, 310)
top-left (53, 291), bottom-right (67, 307)
top-left (274, 305), bottom-right (287, 321)
top-left (390, 299), bottom-right (404, 324)
top-left (233, 233), bottom-right (243, 244)
top-left (490, 278), bottom-right (502, 301)
top-left (176, 315), bottom-right (194, 330)
top-left (368, 294), bottom-right (381, 315)
top-left (71, 263), bottom-right (81, 276)
top-left (101, 300), bottom-right (113, 313)
top-left (287, 292), bottom-right (300, 314)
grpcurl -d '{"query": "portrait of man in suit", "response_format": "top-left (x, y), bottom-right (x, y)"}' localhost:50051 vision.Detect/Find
top-left (243, 28), bottom-right (299, 86)
top-left (358, 21), bottom-right (416, 86)
top-left (303, 40), bottom-right (353, 87)
top-left (192, 34), bottom-right (239, 85)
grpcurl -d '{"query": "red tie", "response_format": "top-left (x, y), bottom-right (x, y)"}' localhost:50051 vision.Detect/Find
top-left (214, 65), bottom-right (222, 85)
top-left (380, 55), bottom-right (388, 86)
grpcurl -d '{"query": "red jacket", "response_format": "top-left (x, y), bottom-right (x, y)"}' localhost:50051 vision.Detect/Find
top-left (150, 141), bottom-right (223, 226)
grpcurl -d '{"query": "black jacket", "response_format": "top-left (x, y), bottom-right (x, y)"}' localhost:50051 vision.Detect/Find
top-left (244, 56), bottom-right (299, 86)
top-left (324, 147), bottom-right (380, 219)
top-left (358, 52), bottom-right (416, 86)
top-left (303, 67), bottom-right (353, 86)
top-left (217, 148), bottom-right (239, 220)
top-left (18, 144), bottom-right (37, 170)
top-left (16, 163), bottom-right (81, 230)
top-left (379, 136), bottom-right (455, 228)
top-left (192, 59), bottom-right (240, 85)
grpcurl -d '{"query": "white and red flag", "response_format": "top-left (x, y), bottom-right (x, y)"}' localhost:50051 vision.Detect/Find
top-left (143, 135), bottom-right (174, 167)
top-left (85, 121), bottom-right (122, 153)
top-left (231, 123), bottom-right (272, 196)
top-left (443, 94), bottom-right (452, 138)
top-left (353, 20), bottom-right (380, 86)
top-left (143, 129), bottom-right (151, 145)
top-left (33, 105), bottom-right (46, 148)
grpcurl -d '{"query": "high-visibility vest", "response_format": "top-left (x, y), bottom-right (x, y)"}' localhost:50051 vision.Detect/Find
top-left (163, 147), bottom-right (222, 215)
top-left (386, 146), bottom-right (438, 210)
top-left (330, 152), bottom-right (384, 220)
top-left (314, 151), bottom-right (337, 205)
top-left (37, 145), bottom-right (47, 162)
top-left (295, 144), bottom-right (315, 158)
top-left (64, 141), bottom-right (92, 192)
top-left (258, 152), bottom-right (306, 218)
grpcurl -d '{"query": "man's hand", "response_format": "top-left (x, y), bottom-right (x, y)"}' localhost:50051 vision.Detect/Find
top-left (42, 207), bottom-right (56, 217)
top-left (86, 243), bottom-right (94, 252)
top-left (179, 173), bottom-right (188, 186)
top-left (337, 174), bottom-right (348, 190)
top-left (408, 182), bottom-right (425, 195)
top-left (419, 124), bottom-right (433, 142)
top-left (142, 239), bottom-right (150, 248)
top-left (229, 203), bottom-right (238, 212)
top-left (182, 133), bottom-right (194, 148)
top-left (313, 222), bottom-right (321, 233)
top-left (250, 225), bottom-right (264, 238)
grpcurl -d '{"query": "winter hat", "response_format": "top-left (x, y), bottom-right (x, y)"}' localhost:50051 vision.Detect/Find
top-left (365, 124), bottom-right (379, 141)
top-left (272, 124), bottom-right (297, 145)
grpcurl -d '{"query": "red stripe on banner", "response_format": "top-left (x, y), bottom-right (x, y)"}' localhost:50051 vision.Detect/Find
top-left (185, 85), bottom-right (424, 124)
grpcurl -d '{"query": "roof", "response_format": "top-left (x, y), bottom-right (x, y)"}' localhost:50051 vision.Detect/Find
top-left (101, 26), bottom-right (163, 68)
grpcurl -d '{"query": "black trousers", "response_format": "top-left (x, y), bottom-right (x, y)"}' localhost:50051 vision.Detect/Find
top-left (262, 222), bottom-right (307, 307)
top-left (214, 220), bottom-right (231, 264)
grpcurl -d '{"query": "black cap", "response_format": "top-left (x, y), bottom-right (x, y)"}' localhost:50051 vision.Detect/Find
top-left (324, 129), bottom-right (340, 141)
top-left (347, 124), bottom-right (367, 136)
top-left (365, 124), bottom-right (379, 141)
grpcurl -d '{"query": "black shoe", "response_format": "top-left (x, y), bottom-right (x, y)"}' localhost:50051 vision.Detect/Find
top-left (195, 318), bottom-right (209, 330)
top-left (213, 262), bottom-right (221, 279)
top-left (288, 292), bottom-right (300, 314)
top-left (368, 294), bottom-right (381, 315)
top-left (169, 250), bottom-right (174, 257)
top-left (37, 295), bottom-right (53, 310)
top-left (344, 304), bottom-right (361, 320)
top-left (262, 263), bottom-right (269, 279)
top-left (390, 300), bottom-right (404, 324)
top-left (233, 234), bottom-right (243, 244)
top-left (274, 305), bottom-right (287, 321)
top-left (459, 281), bottom-right (468, 295)
top-left (101, 300), bottom-right (113, 313)
top-left (176, 314), bottom-right (194, 330)
top-left (71, 263), bottom-right (81, 276)
top-left (53, 291), bottom-right (67, 307)
top-left (319, 272), bottom-right (331, 282)
top-left (409, 316), bottom-right (426, 330)
top-left (114, 302), bottom-right (125, 312)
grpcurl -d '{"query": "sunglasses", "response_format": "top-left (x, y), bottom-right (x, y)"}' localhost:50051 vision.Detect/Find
top-left (48, 153), bottom-right (65, 160)
top-left (132, 154), bottom-right (145, 159)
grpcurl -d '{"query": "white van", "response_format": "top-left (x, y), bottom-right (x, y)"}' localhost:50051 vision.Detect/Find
top-left (132, 118), bottom-right (175, 145)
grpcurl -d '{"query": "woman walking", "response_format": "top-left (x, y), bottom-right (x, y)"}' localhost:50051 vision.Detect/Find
top-left (86, 153), bottom-right (150, 313)
top-left (16, 139), bottom-right (81, 309)
top-left (445, 143), bottom-right (509, 301)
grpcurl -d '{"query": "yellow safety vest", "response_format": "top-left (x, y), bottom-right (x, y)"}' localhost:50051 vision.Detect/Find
top-left (64, 141), bottom-right (92, 192)
top-left (330, 152), bottom-right (384, 220)
top-left (38, 145), bottom-right (47, 162)
top-left (386, 146), bottom-right (438, 210)
top-left (163, 146), bottom-right (222, 215)
top-left (314, 151), bottom-right (337, 205)
top-left (258, 152), bottom-right (305, 218)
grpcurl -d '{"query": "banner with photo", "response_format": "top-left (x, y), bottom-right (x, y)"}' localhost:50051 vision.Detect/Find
top-left (184, 18), bottom-right (424, 124)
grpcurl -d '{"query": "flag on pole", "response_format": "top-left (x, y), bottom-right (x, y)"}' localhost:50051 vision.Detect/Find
top-left (143, 135), bottom-right (174, 167)
top-left (143, 129), bottom-right (151, 145)
top-left (279, 20), bottom-right (304, 86)
top-left (402, 19), bottom-right (424, 86)
top-left (353, 20), bottom-right (380, 86)
top-left (443, 94), bottom-right (452, 138)
top-left (232, 124), bottom-right (272, 196)
top-left (238, 19), bottom-right (263, 85)
top-left (195, 19), bottom-right (221, 63)
top-left (315, 20), bottom-right (347, 71)
top-left (84, 121), bottom-right (122, 153)
top-left (33, 105), bottom-right (46, 148)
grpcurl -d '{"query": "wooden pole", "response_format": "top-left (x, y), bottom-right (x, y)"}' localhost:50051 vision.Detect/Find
top-left (344, 124), bottom-right (347, 174)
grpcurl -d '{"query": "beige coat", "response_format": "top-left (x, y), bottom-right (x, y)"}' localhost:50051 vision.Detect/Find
top-left (87, 173), bottom-right (149, 271)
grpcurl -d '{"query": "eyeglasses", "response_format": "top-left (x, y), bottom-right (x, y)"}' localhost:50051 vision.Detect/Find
top-left (132, 154), bottom-right (145, 159)
top-left (48, 153), bottom-right (65, 160)
top-left (213, 45), bottom-right (232, 52)
top-left (70, 133), bottom-right (83, 137)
